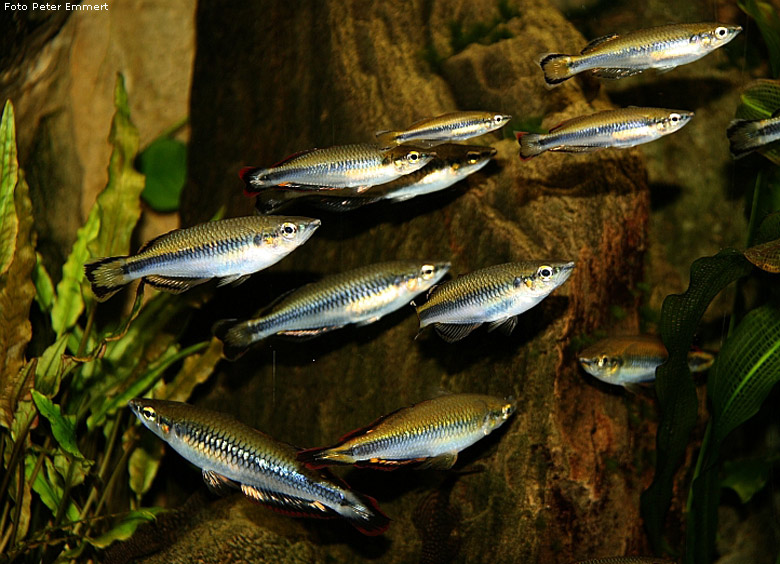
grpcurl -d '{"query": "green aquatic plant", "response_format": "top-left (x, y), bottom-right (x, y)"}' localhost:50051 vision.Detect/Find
top-left (739, 0), bottom-right (780, 77)
top-left (136, 117), bottom-right (188, 213)
top-left (0, 75), bottom-right (220, 561)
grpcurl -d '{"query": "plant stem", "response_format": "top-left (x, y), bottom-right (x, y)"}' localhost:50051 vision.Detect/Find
top-left (77, 306), bottom-right (97, 359)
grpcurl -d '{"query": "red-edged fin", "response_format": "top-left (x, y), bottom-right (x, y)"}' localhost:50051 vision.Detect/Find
top-left (346, 490), bottom-right (391, 536)
top-left (548, 116), bottom-right (584, 133)
top-left (580, 33), bottom-right (619, 54)
top-left (240, 484), bottom-right (338, 519)
top-left (239, 166), bottom-right (260, 184)
top-left (333, 407), bottom-right (405, 444)
top-left (296, 446), bottom-right (337, 469)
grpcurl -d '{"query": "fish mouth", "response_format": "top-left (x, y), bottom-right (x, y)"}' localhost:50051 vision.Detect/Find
top-left (127, 398), bottom-right (144, 416)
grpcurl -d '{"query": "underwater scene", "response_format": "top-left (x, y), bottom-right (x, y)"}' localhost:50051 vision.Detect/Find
top-left (0, 0), bottom-right (779, 562)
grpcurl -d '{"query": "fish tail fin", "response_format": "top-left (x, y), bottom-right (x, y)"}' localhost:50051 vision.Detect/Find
top-left (726, 119), bottom-right (762, 159)
top-left (344, 490), bottom-right (390, 536)
top-left (515, 131), bottom-right (545, 160)
top-left (84, 257), bottom-right (131, 301)
top-left (239, 166), bottom-right (267, 195)
top-left (296, 446), bottom-right (355, 468)
top-left (537, 53), bottom-right (574, 86)
top-left (375, 130), bottom-right (400, 148)
top-left (213, 319), bottom-right (258, 360)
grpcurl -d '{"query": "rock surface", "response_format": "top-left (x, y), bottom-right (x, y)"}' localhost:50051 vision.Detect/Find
top-left (180, 1), bottom-right (654, 562)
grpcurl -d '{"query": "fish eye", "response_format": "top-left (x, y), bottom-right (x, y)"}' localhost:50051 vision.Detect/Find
top-left (494, 115), bottom-right (504, 123)
top-left (408, 151), bottom-right (420, 162)
top-left (715, 26), bottom-right (728, 38)
top-left (281, 222), bottom-right (298, 238)
top-left (421, 264), bottom-right (435, 279)
top-left (669, 113), bottom-right (680, 123)
top-left (140, 407), bottom-right (156, 421)
top-left (537, 265), bottom-right (554, 280)
top-left (467, 151), bottom-right (480, 164)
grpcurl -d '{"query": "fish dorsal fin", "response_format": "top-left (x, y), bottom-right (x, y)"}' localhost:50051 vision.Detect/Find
top-left (485, 316), bottom-right (518, 336)
top-left (240, 484), bottom-right (338, 519)
top-left (434, 322), bottom-right (481, 343)
top-left (136, 229), bottom-right (177, 254)
top-left (580, 33), bottom-right (620, 54)
top-left (270, 148), bottom-right (318, 168)
top-left (334, 407), bottom-right (405, 444)
top-left (143, 275), bottom-right (208, 294)
top-left (202, 469), bottom-right (237, 496)
top-left (547, 115), bottom-right (586, 133)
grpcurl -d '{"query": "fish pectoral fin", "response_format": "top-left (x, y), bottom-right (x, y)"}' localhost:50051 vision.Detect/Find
top-left (240, 484), bottom-right (336, 519)
top-left (276, 326), bottom-right (345, 339)
top-left (579, 33), bottom-right (620, 54)
top-left (434, 322), bottom-right (482, 343)
top-left (590, 67), bottom-right (645, 80)
top-left (217, 273), bottom-right (251, 287)
top-left (143, 275), bottom-right (209, 294)
top-left (418, 452), bottom-right (458, 470)
top-left (202, 469), bottom-right (238, 496)
top-left (485, 316), bottom-right (518, 336)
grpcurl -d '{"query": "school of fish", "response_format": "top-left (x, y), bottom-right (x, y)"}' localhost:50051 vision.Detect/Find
top-left (78, 16), bottom-right (758, 560)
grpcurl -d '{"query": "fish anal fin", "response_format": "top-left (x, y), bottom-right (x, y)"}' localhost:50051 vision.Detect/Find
top-left (240, 484), bottom-right (337, 519)
top-left (143, 275), bottom-right (207, 294)
top-left (548, 145), bottom-right (602, 154)
top-left (217, 273), bottom-right (251, 287)
top-left (434, 322), bottom-right (481, 343)
top-left (355, 316), bottom-right (381, 327)
top-left (590, 67), bottom-right (645, 80)
top-left (580, 33), bottom-right (620, 54)
top-left (276, 326), bottom-right (345, 338)
top-left (485, 316), bottom-right (518, 336)
top-left (418, 452), bottom-right (458, 470)
top-left (202, 469), bottom-right (237, 496)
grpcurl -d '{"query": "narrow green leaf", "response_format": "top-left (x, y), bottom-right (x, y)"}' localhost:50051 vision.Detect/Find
top-left (24, 455), bottom-right (80, 522)
top-left (0, 100), bottom-right (19, 277)
top-left (86, 508), bottom-right (164, 549)
top-left (710, 305), bottom-right (780, 446)
top-left (721, 457), bottom-right (773, 503)
top-left (138, 137), bottom-right (186, 212)
top-left (738, 0), bottom-right (780, 77)
top-left (0, 170), bottom-right (36, 429)
top-left (31, 390), bottom-right (84, 460)
top-left (640, 249), bottom-right (753, 552)
top-left (32, 252), bottom-right (55, 313)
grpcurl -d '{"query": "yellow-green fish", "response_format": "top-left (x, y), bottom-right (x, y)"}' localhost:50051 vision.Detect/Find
top-left (376, 111), bottom-right (511, 148)
top-left (516, 107), bottom-right (693, 159)
top-left (416, 261), bottom-right (574, 342)
top-left (578, 335), bottom-right (714, 386)
top-left (241, 144), bottom-right (434, 193)
top-left (128, 398), bottom-right (389, 535)
top-left (84, 216), bottom-right (320, 301)
top-left (214, 260), bottom-right (451, 359)
top-left (297, 394), bottom-right (516, 470)
top-left (538, 22), bottom-right (741, 86)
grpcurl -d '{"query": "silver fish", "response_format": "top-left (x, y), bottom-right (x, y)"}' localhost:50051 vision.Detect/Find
top-left (214, 260), bottom-right (451, 359)
top-left (538, 22), bottom-right (741, 86)
top-left (376, 111), bottom-right (511, 148)
top-left (128, 398), bottom-right (389, 535)
top-left (516, 107), bottom-right (693, 159)
top-left (579, 335), bottom-right (715, 386)
top-left (416, 261), bottom-right (574, 342)
top-left (254, 144), bottom-right (497, 214)
top-left (84, 216), bottom-right (320, 301)
top-left (241, 144), bottom-right (434, 193)
top-left (727, 113), bottom-right (780, 159)
top-left (298, 393), bottom-right (515, 470)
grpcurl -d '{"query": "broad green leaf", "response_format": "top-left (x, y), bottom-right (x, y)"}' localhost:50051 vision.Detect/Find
top-left (0, 170), bottom-right (36, 429)
top-left (710, 305), bottom-right (780, 447)
top-left (52, 451), bottom-right (92, 488)
top-left (158, 338), bottom-right (222, 402)
top-left (0, 100), bottom-right (19, 276)
top-left (24, 454), bottom-right (80, 522)
top-left (138, 137), bottom-right (186, 212)
top-left (86, 507), bottom-right (164, 549)
top-left (738, 0), bottom-right (780, 78)
top-left (34, 335), bottom-right (71, 397)
top-left (32, 252), bottom-right (55, 313)
top-left (721, 457), bottom-right (774, 503)
top-left (31, 390), bottom-right (84, 460)
top-left (128, 436), bottom-right (164, 497)
top-left (86, 73), bottom-right (145, 264)
top-left (744, 237), bottom-right (780, 272)
top-left (734, 79), bottom-right (780, 165)
top-left (641, 248), bottom-right (753, 552)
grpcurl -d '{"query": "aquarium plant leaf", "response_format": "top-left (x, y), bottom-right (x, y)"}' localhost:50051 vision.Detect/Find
top-left (0, 100), bottom-right (19, 277)
top-left (87, 73), bottom-right (145, 263)
top-left (32, 252), bottom-right (55, 313)
top-left (31, 390), bottom-right (84, 460)
top-left (0, 170), bottom-right (36, 430)
top-left (744, 236), bottom-right (780, 272)
top-left (710, 304), bottom-right (780, 448)
top-left (640, 248), bottom-right (753, 553)
top-left (128, 438), bottom-right (164, 497)
top-left (756, 211), bottom-right (780, 245)
top-left (721, 457), bottom-right (773, 503)
top-left (738, 0), bottom-right (780, 78)
top-left (138, 136), bottom-right (186, 212)
top-left (86, 507), bottom-right (164, 549)
top-left (24, 454), bottom-right (80, 522)
top-left (34, 335), bottom-right (71, 398)
top-left (159, 338), bottom-right (222, 402)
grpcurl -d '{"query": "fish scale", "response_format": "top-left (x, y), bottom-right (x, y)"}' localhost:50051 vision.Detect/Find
top-left (128, 399), bottom-right (389, 535)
